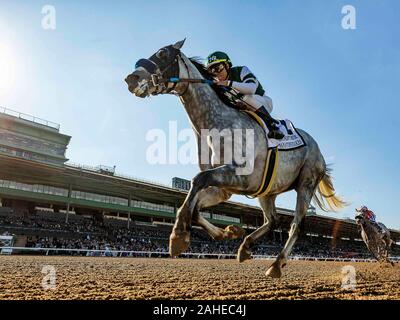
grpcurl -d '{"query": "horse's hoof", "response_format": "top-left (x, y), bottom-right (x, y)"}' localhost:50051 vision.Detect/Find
top-left (266, 263), bottom-right (282, 278)
top-left (237, 244), bottom-right (251, 263)
top-left (225, 225), bottom-right (246, 239)
top-left (169, 231), bottom-right (190, 257)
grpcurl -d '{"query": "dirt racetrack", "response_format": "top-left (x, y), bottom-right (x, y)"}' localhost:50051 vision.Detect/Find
top-left (0, 256), bottom-right (399, 300)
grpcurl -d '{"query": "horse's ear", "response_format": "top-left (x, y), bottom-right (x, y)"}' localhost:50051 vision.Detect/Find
top-left (173, 38), bottom-right (186, 50)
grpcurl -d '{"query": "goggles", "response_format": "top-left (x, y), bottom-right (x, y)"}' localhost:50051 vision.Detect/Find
top-left (208, 63), bottom-right (226, 74)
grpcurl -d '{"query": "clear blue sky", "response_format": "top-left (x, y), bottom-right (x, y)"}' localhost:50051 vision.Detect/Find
top-left (0, 0), bottom-right (399, 229)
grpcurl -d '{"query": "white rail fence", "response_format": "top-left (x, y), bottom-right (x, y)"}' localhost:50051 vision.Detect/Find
top-left (1, 246), bottom-right (399, 263)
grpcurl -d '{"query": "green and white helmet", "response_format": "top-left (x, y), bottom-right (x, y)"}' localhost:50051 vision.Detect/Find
top-left (206, 51), bottom-right (232, 69)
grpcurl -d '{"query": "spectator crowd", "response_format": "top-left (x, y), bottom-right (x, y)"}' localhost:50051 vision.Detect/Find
top-left (1, 209), bottom-right (399, 259)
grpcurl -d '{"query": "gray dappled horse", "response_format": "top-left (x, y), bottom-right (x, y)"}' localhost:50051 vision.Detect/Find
top-left (125, 40), bottom-right (346, 278)
top-left (355, 214), bottom-right (394, 265)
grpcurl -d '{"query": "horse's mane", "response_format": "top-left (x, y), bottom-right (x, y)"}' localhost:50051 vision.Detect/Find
top-left (188, 57), bottom-right (238, 109)
top-left (188, 57), bottom-right (214, 80)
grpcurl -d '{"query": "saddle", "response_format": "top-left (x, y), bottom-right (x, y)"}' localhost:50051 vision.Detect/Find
top-left (216, 88), bottom-right (306, 150)
top-left (243, 111), bottom-right (306, 151)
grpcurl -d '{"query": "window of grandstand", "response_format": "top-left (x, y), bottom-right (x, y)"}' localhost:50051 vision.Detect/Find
top-left (172, 177), bottom-right (191, 191)
top-left (0, 179), bottom-right (68, 196)
top-left (33, 206), bottom-right (77, 215)
top-left (306, 205), bottom-right (317, 215)
top-left (71, 190), bottom-right (128, 206)
top-left (212, 213), bottom-right (240, 224)
top-left (245, 225), bottom-right (257, 229)
top-left (106, 215), bottom-right (128, 221)
top-left (130, 201), bottom-right (174, 213)
top-left (306, 233), bottom-right (319, 237)
top-left (200, 211), bottom-right (211, 219)
top-left (35, 206), bottom-right (54, 212)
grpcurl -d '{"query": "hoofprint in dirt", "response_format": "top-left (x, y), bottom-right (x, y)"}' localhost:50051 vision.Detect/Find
top-left (0, 256), bottom-right (398, 300)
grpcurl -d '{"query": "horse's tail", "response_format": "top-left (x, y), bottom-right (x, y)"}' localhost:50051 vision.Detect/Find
top-left (313, 167), bottom-right (347, 212)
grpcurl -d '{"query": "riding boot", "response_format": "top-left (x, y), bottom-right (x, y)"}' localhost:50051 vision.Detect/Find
top-left (255, 106), bottom-right (285, 140)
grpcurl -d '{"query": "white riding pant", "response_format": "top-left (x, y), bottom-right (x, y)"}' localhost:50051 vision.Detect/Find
top-left (242, 94), bottom-right (273, 114)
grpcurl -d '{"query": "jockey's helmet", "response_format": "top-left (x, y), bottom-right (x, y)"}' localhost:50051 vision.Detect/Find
top-left (355, 205), bottom-right (368, 213)
top-left (206, 51), bottom-right (232, 72)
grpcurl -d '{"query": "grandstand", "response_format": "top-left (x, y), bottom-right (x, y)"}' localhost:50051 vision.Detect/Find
top-left (0, 107), bottom-right (399, 259)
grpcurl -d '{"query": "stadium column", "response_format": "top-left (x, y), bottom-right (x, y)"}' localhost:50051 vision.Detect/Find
top-left (65, 184), bottom-right (72, 224)
top-left (127, 194), bottom-right (131, 229)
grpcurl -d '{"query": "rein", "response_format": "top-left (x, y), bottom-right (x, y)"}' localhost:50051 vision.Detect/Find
top-left (148, 54), bottom-right (215, 96)
top-left (143, 53), bottom-right (250, 106)
top-left (157, 77), bottom-right (214, 85)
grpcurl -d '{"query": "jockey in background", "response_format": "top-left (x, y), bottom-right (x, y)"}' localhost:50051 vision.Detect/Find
top-left (206, 51), bottom-right (284, 140)
top-left (356, 205), bottom-right (383, 233)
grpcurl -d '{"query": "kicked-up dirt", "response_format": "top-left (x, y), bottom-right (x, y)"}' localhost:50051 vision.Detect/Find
top-left (0, 256), bottom-right (399, 300)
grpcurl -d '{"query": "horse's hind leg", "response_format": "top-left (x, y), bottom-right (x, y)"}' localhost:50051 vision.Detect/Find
top-left (386, 238), bottom-right (395, 266)
top-left (266, 180), bottom-right (317, 278)
top-left (381, 238), bottom-right (395, 266)
top-left (237, 195), bottom-right (277, 262)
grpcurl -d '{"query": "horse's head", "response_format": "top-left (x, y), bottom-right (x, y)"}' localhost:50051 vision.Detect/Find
top-left (355, 213), bottom-right (365, 226)
top-left (125, 39), bottom-right (186, 98)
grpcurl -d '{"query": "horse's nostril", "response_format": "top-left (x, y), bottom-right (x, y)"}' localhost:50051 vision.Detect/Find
top-left (126, 74), bottom-right (140, 88)
top-left (127, 74), bottom-right (138, 81)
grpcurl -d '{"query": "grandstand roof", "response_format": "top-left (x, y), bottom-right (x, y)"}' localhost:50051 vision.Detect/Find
top-left (0, 153), bottom-right (399, 242)
top-left (0, 107), bottom-right (61, 131)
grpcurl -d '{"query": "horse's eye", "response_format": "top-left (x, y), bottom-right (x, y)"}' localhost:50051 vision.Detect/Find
top-left (156, 49), bottom-right (168, 60)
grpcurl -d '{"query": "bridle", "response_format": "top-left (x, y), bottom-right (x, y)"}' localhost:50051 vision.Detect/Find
top-left (355, 213), bottom-right (364, 222)
top-left (134, 50), bottom-right (190, 96)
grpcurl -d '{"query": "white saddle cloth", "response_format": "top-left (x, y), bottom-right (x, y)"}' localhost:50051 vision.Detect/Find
top-left (263, 119), bottom-right (306, 150)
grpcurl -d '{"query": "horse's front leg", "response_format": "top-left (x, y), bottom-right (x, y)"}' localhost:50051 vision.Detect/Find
top-left (169, 165), bottom-right (248, 257)
top-left (192, 187), bottom-right (246, 240)
top-left (169, 196), bottom-right (193, 257)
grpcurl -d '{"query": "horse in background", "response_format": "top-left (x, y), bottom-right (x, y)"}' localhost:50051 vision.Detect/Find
top-left (355, 213), bottom-right (394, 266)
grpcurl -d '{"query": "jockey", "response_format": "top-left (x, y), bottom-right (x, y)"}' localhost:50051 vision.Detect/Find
top-left (206, 51), bottom-right (284, 140)
top-left (356, 205), bottom-right (376, 222)
top-left (356, 205), bottom-right (383, 232)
